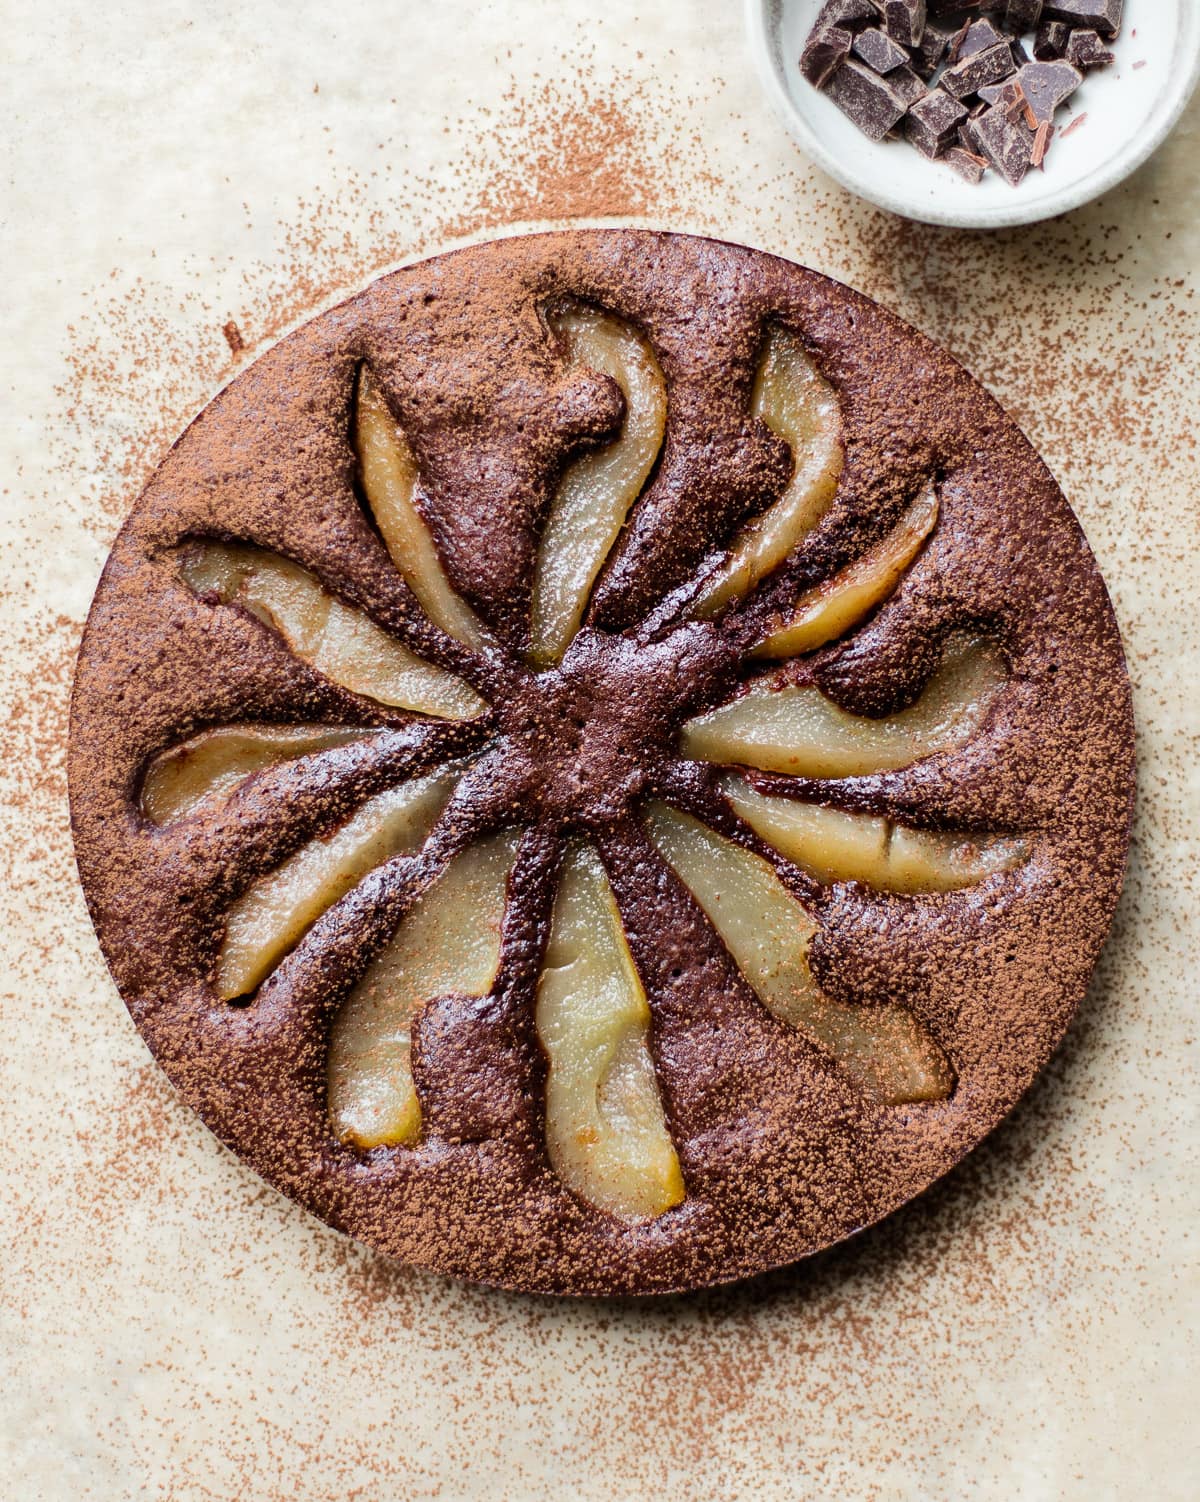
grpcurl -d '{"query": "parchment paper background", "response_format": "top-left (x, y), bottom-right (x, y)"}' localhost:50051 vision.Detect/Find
top-left (3, 3), bottom-right (1197, 1498)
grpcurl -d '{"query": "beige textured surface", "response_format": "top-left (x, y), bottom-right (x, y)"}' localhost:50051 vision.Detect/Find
top-left (1, 2), bottom-right (1196, 1497)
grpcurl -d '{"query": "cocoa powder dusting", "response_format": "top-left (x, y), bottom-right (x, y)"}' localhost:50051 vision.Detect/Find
top-left (10, 36), bottom-right (1198, 1502)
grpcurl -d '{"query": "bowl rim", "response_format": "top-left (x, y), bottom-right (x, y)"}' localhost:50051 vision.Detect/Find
top-left (744, 0), bottom-right (1200, 230)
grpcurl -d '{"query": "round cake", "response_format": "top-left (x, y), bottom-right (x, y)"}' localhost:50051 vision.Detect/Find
top-left (68, 230), bottom-right (1134, 1295)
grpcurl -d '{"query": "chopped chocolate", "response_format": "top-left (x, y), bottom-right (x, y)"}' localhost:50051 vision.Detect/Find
top-left (904, 87), bottom-right (968, 157)
top-left (1042, 0), bottom-right (1123, 38)
top-left (1016, 59), bottom-right (1082, 121)
top-left (882, 0), bottom-right (926, 49)
top-left (945, 145), bottom-right (989, 182)
top-left (974, 99), bottom-right (1035, 184)
top-left (802, 24), bottom-right (854, 86)
top-left (853, 26), bottom-right (910, 73)
top-left (797, 0), bottom-right (1125, 189)
top-left (1034, 19), bottom-right (1072, 57)
top-left (1065, 28), bottom-right (1115, 69)
top-left (913, 21), bottom-right (955, 78)
top-left (942, 41), bottom-right (1016, 99)
top-left (1030, 118), bottom-right (1055, 167)
top-left (1004, 0), bottom-right (1043, 27)
top-left (890, 64), bottom-right (930, 106)
top-left (1060, 108), bottom-right (1088, 138)
top-left (825, 58), bottom-right (911, 139)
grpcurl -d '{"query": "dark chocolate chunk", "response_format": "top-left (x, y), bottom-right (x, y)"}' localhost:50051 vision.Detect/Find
top-left (1016, 59), bottom-right (1082, 121)
top-left (1041, 0), bottom-right (1122, 39)
top-left (1034, 20), bottom-right (1071, 58)
top-left (802, 24), bottom-right (854, 86)
top-left (1004, 0), bottom-right (1043, 27)
top-left (978, 78), bottom-right (1022, 105)
top-left (913, 21), bottom-right (954, 78)
top-left (815, 0), bottom-right (879, 26)
top-left (904, 87), bottom-right (968, 157)
top-left (979, 78), bottom-right (1029, 123)
top-left (1065, 28), bottom-right (1115, 69)
top-left (825, 58), bottom-right (911, 139)
top-left (958, 111), bottom-right (986, 158)
top-left (942, 42), bottom-right (1017, 99)
top-left (945, 145), bottom-right (989, 182)
top-left (973, 99), bottom-right (1035, 184)
top-left (890, 65), bottom-right (930, 106)
top-left (1008, 36), bottom-right (1031, 67)
top-left (882, 0), bottom-right (926, 49)
top-left (955, 18), bottom-right (1006, 59)
top-left (852, 26), bottom-right (910, 73)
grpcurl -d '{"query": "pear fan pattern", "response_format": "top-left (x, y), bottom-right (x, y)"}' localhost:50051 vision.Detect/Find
top-left (144, 302), bottom-right (1028, 1226)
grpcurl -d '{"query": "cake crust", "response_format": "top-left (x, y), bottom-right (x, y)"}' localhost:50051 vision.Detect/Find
top-left (68, 230), bottom-right (1134, 1295)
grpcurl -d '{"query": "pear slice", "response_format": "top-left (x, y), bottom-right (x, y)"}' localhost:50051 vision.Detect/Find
top-left (722, 775), bottom-right (1027, 893)
top-left (141, 725), bottom-right (371, 825)
top-left (529, 306), bottom-right (667, 667)
top-left (355, 369), bottom-right (488, 652)
top-left (216, 765), bottom-right (459, 1001)
top-left (753, 483), bottom-right (939, 659)
top-left (182, 543), bottom-right (485, 721)
top-left (644, 804), bottom-right (953, 1105)
top-left (689, 327), bottom-right (843, 619)
top-left (327, 829), bottom-right (521, 1149)
top-left (680, 634), bottom-right (1005, 779)
top-left (537, 843), bottom-right (685, 1221)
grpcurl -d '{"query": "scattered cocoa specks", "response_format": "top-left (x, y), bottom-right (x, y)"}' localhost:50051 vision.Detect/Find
top-left (222, 320), bottom-right (245, 354)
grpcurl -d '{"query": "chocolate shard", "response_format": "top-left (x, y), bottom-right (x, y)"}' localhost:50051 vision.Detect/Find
top-left (1016, 59), bottom-right (1083, 121)
top-left (825, 58), bottom-right (911, 139)
top-left (890, 65), bottom-right (930, 106)
top-left (1004, 0), bottom-right (1043, 27)
top-left (945, 145), bottom-right (989, 182)
top-left (1065, 28), bottom-right (1115, 69)
top-left (802, 24), bottom-right (854, 86)
top-left (852, 25), bottom-right (911, 73)
top-left (913, 21), bottom-right (954, 78)
top-left (904, 87), bottom-right (968, 157)
top-left (973, 99), bottom-right (1035, 184)
top-left (1030, 118), bottom-right (1055, 168)
top-left (882, 0), bottom-right (926, 49)
top-left (1041, 0), bottom-right (1123, 39)
top-left (1034, 20), bottom-right (1072, 58)
top-left (942, 42), bottom-right (1017, 99)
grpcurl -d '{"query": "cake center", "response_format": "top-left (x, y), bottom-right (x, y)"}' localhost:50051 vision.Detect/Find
top-left (501, 623), bottom-right (728, 827)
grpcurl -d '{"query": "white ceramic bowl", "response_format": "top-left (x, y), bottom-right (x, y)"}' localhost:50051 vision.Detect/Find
top-left (745, 0), bottom-right (1200, 228)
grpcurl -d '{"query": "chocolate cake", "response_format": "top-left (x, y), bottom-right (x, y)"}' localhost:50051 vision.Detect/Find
top-left (68, 230), bottom-right (1134, 1295)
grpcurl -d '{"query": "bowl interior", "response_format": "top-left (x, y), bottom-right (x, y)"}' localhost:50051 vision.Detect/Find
top-left (748, 0), bottom-right (1200, 228)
